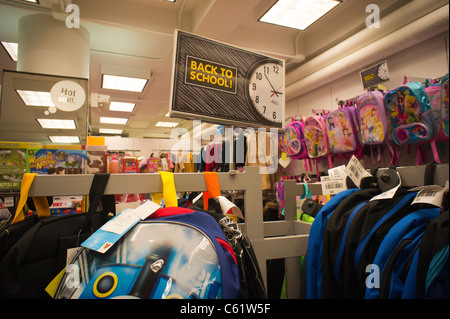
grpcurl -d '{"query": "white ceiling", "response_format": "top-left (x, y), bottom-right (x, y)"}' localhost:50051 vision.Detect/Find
top-left (0, 0), bottom-right (448, 143)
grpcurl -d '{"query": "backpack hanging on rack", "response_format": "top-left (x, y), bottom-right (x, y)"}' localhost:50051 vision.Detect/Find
top-left (53, 172), bottom-right (241, 300)
top-left (304, 113), bottom-right (333, 175)
top-left (440, 73), bottom-right (449, 138)
top-left (424, 78), bottom-right (448, 142)
top-left (325, 106), bottom-right (362, 165)
top-left (356, 90), bottom-right (389, 164)
top-left (282, 116), bottom-right (311, 172)
top-left (384, 77), bottom-right (440, 164)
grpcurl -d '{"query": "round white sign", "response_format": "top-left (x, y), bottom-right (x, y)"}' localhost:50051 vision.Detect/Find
top-left (50, 80), bottom-right (86, 112)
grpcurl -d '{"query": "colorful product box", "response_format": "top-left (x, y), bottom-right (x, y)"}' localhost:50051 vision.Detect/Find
top-left (27, 148), bottom-right (87, 174)
top-left (0, 141), bottom-right (42, 190)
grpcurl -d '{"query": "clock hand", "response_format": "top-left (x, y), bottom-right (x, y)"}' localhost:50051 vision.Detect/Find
top-left (264, 74), bottom-right (279, 97)
top-left (271, 90), bottom-right (283, 97)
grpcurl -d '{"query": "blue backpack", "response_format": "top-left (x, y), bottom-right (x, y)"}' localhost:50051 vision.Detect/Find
top-left (305, 188), bottom-right (360, 299)
top-left (364, 206), bottom-right (439, 299)
top-left (384, 80), bottom-right (441, 164)
top-left (53, 207), bottom-right (240, 299)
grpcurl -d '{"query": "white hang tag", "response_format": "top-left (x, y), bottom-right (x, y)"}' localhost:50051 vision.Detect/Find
top-left (328, 165), bottom-right (346, 180)
top-left (344, 155), bottom-right (372, 188)
top-left (82, 200), bottom-right (161, 254)
top-left (321, 179), bottom-right (347, 196)
top-left (411, 185), bottom-right (446, 207)
top-left (370, 171), bottom-right (402, 201)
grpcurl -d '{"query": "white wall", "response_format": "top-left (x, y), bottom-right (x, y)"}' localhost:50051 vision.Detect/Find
top-left (285, 32), bottom-right (449, 176)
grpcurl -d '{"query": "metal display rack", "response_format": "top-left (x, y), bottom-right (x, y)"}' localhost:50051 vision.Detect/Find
top-left (26, 163), bottom-right (449, 299)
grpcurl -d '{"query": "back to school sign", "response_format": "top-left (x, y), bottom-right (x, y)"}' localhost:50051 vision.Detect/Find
top-left (185, 56), bottom-right (237, 94)
top-left (169, 30), bottom-right (284, 128)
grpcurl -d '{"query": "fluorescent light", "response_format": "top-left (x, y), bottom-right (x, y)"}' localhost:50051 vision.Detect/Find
top-left (23, 0), bottom-right (39, 3)
top-left (1, 42), bottom-right (18, 61)
top-left (102, 74), bottom-right (148, 92)
top-left (37, 119), bottom-right (76, 129)
top-left (109, 101), bottom-right (136, 112)
top-left (259, 0), bottom-right (341, 30)
top-left (100, 117), bottom-right (128, 125)
top-left (155, 121), bottom-right (179, 128)
top-left (99, 128), bottom-right (123, 135)
top-left (49, 136), bottom-right (80, 143)
top-left (16, 90), bottom-right (54, 107)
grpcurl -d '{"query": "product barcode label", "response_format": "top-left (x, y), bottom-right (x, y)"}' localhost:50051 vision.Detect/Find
top-left (416, 190), bottom-right (437, 197)
top-left (348, 164), bottom-right (360, 179)
top-left (325, 182), bottom-right (344, 189)
top-left (344, 155), bottom-right (372, 188)
top-left (321, 179), bottom-right (347, 195)
top-left (412, 186), bottom-right (445, 207)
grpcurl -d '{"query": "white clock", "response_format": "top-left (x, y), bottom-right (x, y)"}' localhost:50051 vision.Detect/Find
top-left (246, 59), bottom-right (284, 125)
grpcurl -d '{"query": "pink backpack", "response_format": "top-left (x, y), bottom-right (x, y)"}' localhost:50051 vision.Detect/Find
top-left (282, 116), bottom-right (311, 172)
top-left (325, 106), bottom-right (363, 163)
top-left (304, 114), bottom-right (333, 173)
top-left (425, 79), bottom-right (448, 142)
top-left (356, 90), bottom-right (389, 163)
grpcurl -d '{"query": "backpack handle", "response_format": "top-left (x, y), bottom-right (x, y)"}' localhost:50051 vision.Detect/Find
top-left (11, 173), bottom-right (50, 225)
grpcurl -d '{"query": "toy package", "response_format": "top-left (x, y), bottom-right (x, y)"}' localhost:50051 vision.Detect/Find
top-left (49, 196), bottom-right (83, 215)
top-left (122, 156), bottom-right (138, 173)
top-left (145, 157), bottom-right (163, 173)
top-left (0, 141), bottom-right (41, 190)
top-left (86, 145), bottom-right (108, 174)
top-left (27, 148), bottom-right (87, 174)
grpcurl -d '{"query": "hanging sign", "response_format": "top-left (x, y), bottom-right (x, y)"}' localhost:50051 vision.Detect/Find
top-left (50, 80), bottom-right (86, 112)
top-left (169, 30), bottom-right (285, 129)
top-left (360, 60), bottom-right (390, 89)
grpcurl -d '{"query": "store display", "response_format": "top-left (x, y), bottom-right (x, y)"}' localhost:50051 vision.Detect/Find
top-left (27, 148), bottom-right (87, 175)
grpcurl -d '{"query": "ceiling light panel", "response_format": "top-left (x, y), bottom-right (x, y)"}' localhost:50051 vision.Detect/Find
top-left (109, 101), bottom-right (136, 112)
top-left (102, 74), bottom-right (148, 92)
top-left (37, 119), bottom-right (76, 129)
top-left (49, 136), bottom-right (80, 143)
top-left (100, 117), bottom-right (128, 125)
top-left (16, 90), bottom-right (54, 107)
top-left (99, 128), bottom-right (123, 135)
top-left (259, 0), bottom-right (341, 31)
top-left (155, 121), bottom-right (179, 128)
top-left (1, 42), bottom-right (18, 61)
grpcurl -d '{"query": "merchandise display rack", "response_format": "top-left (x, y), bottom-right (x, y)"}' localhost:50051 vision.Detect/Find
top-left (25, 163), bottom-right (449, 299)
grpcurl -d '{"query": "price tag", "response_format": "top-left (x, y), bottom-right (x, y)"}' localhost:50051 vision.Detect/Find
top-left (321, 179), bottom-right (347, 195)
top-left (344, 155), bottom-right (372, 188)
top-left (370, 171), bottom-right (402, 201)
top-left (411, 185), bottom-right (446, 207)
top-left (81, 200), bottom-right (161, 253)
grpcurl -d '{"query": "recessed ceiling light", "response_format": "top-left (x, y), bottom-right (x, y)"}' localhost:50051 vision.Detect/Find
top-left (155, 121), bottom-right (179, 128)
top-left (100, 117), bottom-right (128, 125)
top-left (48, 136), bottom-right (80, 144)
top-left (109, 101), bottom-right (136, 112)
top-left (259, 0), bottom-right (341, 31)
top-left (37, 119), bottom-right (76, 129)
top-left (23, 0), bottom-right (39, 3)
top-left (1, 42), bottom-right (18, 61)
top-left (102, 74), bottom-right (148, 92)
top-left (16, 90), bottom-right (54, 107)
top-left (99, 128), bottom-right (123, 135)
top-left (164, 0), bottom-right (176, 2)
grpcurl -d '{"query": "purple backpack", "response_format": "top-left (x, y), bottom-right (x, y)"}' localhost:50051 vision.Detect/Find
top-left (325, 106), bottom-right (362, 160)
top-left (282, 117), bottom-right (312, 171)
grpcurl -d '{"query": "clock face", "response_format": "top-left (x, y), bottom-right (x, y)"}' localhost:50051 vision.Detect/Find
top-left (247, 60), bottom-right (284, 124)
